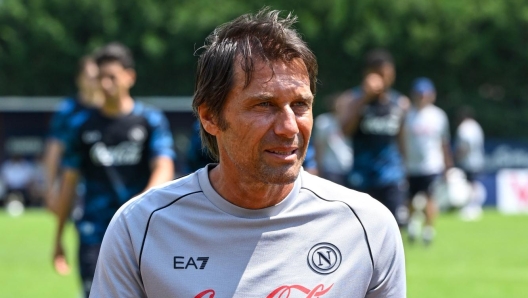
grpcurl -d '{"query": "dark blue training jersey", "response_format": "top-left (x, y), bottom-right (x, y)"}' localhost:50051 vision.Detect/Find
top-left (62, 101), bottom-right (175, 245)
top-left (348, 87), bottom-right (405, 189)
top-left (48, 97), bottom-right (93, 143)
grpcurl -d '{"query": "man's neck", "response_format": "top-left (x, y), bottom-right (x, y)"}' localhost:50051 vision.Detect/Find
top-left (101, 95), bottom-right (134, 117)
top-left (208, 164), bottom-right (295, 210)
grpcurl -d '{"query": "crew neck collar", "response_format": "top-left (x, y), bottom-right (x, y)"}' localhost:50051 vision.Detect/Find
top-left (197, 164), bottom-right (302, 219)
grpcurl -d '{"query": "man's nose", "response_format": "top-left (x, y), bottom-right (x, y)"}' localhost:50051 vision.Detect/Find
top-left (274, 106), bottom-right (299, 138)
top-left (100, 77), bottom-right (113, 90)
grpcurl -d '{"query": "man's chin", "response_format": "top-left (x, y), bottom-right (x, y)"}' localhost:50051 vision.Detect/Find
top-left (258, 164), bottom-right (301, 185)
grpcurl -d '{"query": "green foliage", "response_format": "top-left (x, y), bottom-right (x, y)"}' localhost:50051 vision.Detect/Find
top-left (1, 0), bottom-right (528, 137)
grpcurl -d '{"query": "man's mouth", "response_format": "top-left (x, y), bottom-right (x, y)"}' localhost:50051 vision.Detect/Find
top-left (266, 149), bottom-right (298, 155)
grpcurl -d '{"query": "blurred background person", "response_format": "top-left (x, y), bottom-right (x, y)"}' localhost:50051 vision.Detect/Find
top-left (51, 42), bottom-right (175, 297)
top-left (404, 77), bottom-right (453, 245)
top-left (0, 154), bottom-right (35, 207)
top-left (313, 93), bottom-right (353, 185)
top-left (455, 106), bottom-right (486, 220)
top-left (339, 49), bottom-right (409, 226)
top-left (43, 56), bottom-right (103, 215)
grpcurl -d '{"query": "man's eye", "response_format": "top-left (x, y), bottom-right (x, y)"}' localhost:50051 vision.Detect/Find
top-left (293, 101), bottom-right (309, 107)
top-left (258, 102), bottom-right (272, 107)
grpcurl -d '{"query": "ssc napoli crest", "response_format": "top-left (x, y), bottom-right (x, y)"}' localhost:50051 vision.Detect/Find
top-left (307, 243), bottom-right (342, 275)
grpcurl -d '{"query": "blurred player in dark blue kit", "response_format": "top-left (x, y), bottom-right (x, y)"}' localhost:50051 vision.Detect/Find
top-left (339, 49), bottom-right (410, 226)
top-left (44, 56), bottom-right (103, 215)
top-left (51, 42), bottom-right (175, 297)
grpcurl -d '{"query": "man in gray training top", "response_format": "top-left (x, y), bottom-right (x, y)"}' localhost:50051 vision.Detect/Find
top-left (90, 8), bottom-right (406, 298)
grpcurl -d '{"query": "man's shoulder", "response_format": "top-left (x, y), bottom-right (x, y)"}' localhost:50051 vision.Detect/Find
top-left (300, 172), bottom-right (395, 224)
top-left (429, 104), bottom-right (448, 117)
top-left (132, 101), bottom-right (167, 125)
top-left (55, 97), bottom-right (78, 113)
top-left (115, 172), bottom-right (202, 221)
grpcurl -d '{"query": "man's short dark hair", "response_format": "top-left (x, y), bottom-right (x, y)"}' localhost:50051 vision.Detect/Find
top-left (193, 8), bottom-right (318, 160)
top-left (93, 42), bottom-right (135, 69)
top-left (364, 48), bottom-right (393, 70)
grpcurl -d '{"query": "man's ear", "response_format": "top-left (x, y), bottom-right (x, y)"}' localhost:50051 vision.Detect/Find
top-left (197, 105), bottom-right (220, 136)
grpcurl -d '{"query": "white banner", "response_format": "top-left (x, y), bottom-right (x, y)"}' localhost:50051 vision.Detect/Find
top-left (497, 169), bottom-right (528, 214)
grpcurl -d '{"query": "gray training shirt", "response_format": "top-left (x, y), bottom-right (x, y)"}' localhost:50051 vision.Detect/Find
top-left (90, 165), bottom-right (406, 298)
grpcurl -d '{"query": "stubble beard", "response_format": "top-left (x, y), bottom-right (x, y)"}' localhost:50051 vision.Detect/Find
top-left (250, 139), bottom-right (307, 185)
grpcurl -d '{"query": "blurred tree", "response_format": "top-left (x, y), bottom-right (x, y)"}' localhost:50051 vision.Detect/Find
top-left (1, 0), bottom-right (528, 138)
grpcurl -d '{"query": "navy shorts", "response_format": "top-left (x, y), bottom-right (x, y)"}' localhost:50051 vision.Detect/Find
top-left (408, 174), bottom-right (440, 199)
top-left (79, 243), bottom-right (101, 298)
top-left (463, 170), bottom-right (479, 183)
top-left (363, 182), bottom-right (408, 226)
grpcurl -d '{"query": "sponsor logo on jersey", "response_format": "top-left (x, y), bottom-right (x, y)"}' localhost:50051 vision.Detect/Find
top-left (90, 141), bottom-right (143, 166)
top-left (267, 284), bottom-right (333, 298)
top-left (174, 256), bottom-right (209, 269)
top-left (128, 125), bottom-right (147, 142)
top-left (307, 243), bottom-right (342, 275)
top-left (360, 113), bottom-right (401, 136)
top-left (82, 130), bottom-right (102, 143)
top-left (194, 284), bottom-right (333, 298)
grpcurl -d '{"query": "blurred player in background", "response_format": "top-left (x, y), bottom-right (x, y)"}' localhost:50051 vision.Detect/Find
top-left (51, 42), bottom-right (175, 297)
top-left (455, 106), bottom-right (485, 220)
top-left (313, 93), bottom-right (353, 185)
top-left (43, 56), bottom-right (103, 215)
top-left (404, 78), bottom-right (452, 245)
top-left (340, 49), bottom-right (409, 226)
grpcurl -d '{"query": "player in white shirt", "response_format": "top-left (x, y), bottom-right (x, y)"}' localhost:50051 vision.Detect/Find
top-left (90, 8), bottom-right (406, 297)
top-left (313, 94), bottom-right (353, 186)
top-left (454, 106), bottom-right (485, 179)
top-left (454, 106), bottom-right (485, 219)
top-left (404, 78), bottom-right (452, 245)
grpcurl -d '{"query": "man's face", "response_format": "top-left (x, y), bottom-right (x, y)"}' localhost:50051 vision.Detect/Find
top-left (412, 91), bottom-right (436, 107)
top-left (206, 58), bottom-right (313, 185)
top-left (98, 61), bottom-right (135, 100)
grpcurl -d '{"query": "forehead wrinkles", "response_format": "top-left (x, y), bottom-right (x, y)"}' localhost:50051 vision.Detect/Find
top-left (233, 57), bottom-right (308, 91)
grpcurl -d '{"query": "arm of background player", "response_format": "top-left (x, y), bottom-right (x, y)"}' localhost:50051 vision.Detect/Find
top-left (396, 96), bottom-right (410, 163)
top-left (143, 156), bottom-right (175, 192)
top-left (52, 168), bottom-right (79, 275)
top-left (339, 92), bottom-right (367, 136)
top-left (341, 74), bottom-right (386, 136)
top-left (442, 140), bottom-right (454, 171)
top-left (43, 139), bottom-right (64, 215)
top-left (143, 110), bottom-right (176, 192)
top-left (441, 113), bottom-right (454, 171)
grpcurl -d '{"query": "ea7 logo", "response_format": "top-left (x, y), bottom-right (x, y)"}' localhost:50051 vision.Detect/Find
top-left (174, 256), bottom-right (209, 269)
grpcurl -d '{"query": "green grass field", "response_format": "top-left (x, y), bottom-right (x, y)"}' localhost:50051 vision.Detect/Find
top-left (1, 209), bottom-right (527, 297)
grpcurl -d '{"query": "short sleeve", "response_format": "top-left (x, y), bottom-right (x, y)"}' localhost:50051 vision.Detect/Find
top-left (60, 111), bottom-right (91, 170)
top-left (48, 98), bottom-right (77, 143)
top-left (146, 109), bottom-right (176, 161)
top-left (90, 206), bottom-right (147, 298)
top-left (364, 201), bottom-right (407, 297)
